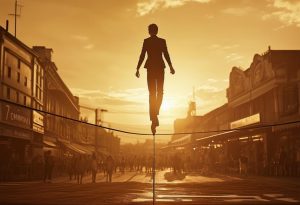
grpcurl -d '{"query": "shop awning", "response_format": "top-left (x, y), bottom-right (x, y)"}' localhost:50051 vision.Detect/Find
top-left (97, 147), bottom-right (110, 156)
top-left (61, 142), bottom-right (95, 155)
top-left (196, 126), bottom-right (271, 143)
top-left (74, 144), bottom-right (95, 155)
top-left (63, 143), bottom-right (86, 155)
top-left (170, 134), bottom-right (192, 146)
top-left (196, 130), bottom-right (237, 142)
top-left (43, 140), bottom-right (57, 148)
top-left (272, 122), bottom-right (300, 132)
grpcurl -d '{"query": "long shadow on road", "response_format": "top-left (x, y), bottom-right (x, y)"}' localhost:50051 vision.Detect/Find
top-left (0, 172), bottom-right (300, 204)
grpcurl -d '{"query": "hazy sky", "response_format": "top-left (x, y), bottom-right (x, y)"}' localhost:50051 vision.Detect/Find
top-left (1, 0), bottom-right (300, 143)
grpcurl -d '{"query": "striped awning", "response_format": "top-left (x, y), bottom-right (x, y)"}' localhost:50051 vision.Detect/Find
top-left (170, 134), bottom-right (192, 146)
top-left (43, 140), bottom-right (57, 148)
top-left (64, 143), bottom-right (86, 155)
top-left (196, 130), bottom-right (237, 142)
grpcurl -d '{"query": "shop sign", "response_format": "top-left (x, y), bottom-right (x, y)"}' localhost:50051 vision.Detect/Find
top-left (230, 113), bottom-right (260, 129)
top-left (33, 111), bottom-right (44, 126)
top-left (33, 123), bottom-right (44, 134)
top-left (33, 111), bottom-right (44, 134)
top-left (1, 102), bottom-right (31, 129)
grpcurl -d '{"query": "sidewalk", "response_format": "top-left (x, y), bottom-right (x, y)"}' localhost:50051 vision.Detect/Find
top-left (52, 171), bottom-right (141, 184)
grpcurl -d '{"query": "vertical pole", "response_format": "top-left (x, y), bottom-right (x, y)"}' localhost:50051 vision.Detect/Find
top-left (153, 134), bottom-right (156, 204)
top-left (95, 109), bottom-right (98, 151)
top-left (95, 109), bottom-right (98, 125)
top-left (6, 20), bottom-right (9, 32)
top-left (14, 0), bottom-right (17, 37)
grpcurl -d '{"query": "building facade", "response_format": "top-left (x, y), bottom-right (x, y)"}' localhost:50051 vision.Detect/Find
top-left (0, 27), bottom-right (45, 180)
top-left (32, 46), bottom-right (82, 157)
top-left (0, 27), bottom-right (120, 180)
top-left (168, 48), bottom-right (300, 176)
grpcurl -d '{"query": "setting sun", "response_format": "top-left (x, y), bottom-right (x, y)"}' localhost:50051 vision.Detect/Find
top-left (161, 98), bottom-right (175, 112)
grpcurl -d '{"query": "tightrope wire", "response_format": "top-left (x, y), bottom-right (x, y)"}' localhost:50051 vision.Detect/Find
top-left (1, 98), bottom-right (300, 136)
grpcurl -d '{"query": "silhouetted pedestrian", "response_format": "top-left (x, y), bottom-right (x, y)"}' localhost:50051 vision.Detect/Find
top-left (106, 155), bottom-right (114, 183)
top-left (76, 155), bottom-right (85, 184)
top-left (239, 154), bottom-right (248, 176)
top-left (279, 147), bottom-right (287, 176)
top-left (43, 150), bottom-right (54, 183)
top-left (91, 153), bottom-right (97, 183)
top-left (120, 156), bottom-right (125, 174)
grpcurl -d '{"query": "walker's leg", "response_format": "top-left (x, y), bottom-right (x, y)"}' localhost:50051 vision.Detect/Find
top-left (151, 123), bottom-right (156, 136)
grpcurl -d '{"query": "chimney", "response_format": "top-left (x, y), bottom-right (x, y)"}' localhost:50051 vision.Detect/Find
top-left (32, 46), bottom-right (53, 61)
top-left (6, 20), bottom-right (9, 32)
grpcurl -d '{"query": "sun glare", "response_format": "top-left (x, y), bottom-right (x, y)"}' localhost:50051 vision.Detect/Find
top-left (161, 99), bottom-right (175, 112)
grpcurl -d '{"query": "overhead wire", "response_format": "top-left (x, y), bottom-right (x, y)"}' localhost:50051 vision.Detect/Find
top-left (1, 98), bottom-right (300, 136)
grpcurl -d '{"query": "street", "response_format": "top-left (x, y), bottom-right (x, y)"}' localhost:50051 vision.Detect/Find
top-left (0, 171), bottom-right (299, 204)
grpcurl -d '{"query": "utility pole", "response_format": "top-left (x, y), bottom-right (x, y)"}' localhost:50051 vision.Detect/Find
top-left (79, 105), bottom-right (108, 126)
top-left (8, 0), bottom-right (23, 37)
top-left (95, 108), bottom-right (108, 126)
top-left (80, 105), bottom-right (108, 153)
top-left (95, 108), bottom-right (108, 156)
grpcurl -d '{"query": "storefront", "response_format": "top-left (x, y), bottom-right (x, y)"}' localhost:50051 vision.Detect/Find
top-left (268, 122), bottom-right (300, 176)
top-left (0, 101), bottom-right (33, 161)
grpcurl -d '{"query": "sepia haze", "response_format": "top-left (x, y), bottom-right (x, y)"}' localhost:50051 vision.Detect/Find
top-left (1, 0), bottom-right (299, 143)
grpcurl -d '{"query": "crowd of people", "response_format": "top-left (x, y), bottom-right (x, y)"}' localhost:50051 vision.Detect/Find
top-left (63, 153), bottom-right (116, 184)
top-left (1, 145), bottom-right (300, 183)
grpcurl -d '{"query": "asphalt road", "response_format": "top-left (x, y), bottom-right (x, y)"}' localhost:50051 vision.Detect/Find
top-left (0, 171), bottom-right (299, 204)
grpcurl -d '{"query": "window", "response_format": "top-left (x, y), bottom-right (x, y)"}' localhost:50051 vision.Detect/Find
top-left (24, 77), bottom-right (28, 87)
top-left (17, 72), bottom-right (20, 83)
top-left (18, 60), bottom-right (21, 69)
top-left (7, 87), bottom-right (10, 99)
top-left (7, 66), bottom-right (11, 78)
top-left (36, 86), bottom-right (38, 97)
top-left (23, 96), bottom-right (27, 105)
top-left (280, 85), bottom-right (298, 116)
top-left (16, 92), bottom-right (19, 103)
top-left (284, 86), bottom-right (298, 114)
top-left (36, 69), bottom-right (39, 84)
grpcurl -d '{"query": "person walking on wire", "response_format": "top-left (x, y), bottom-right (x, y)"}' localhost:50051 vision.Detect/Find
top-left (135, 24), bottom-right (175, 134)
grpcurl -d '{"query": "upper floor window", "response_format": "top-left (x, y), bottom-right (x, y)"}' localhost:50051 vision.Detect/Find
top-left (16, 92), bottom-right (19, 103)
top-left (280, 85), bottom-right (298, 116)
top-left (24, 77), bottom-right (28, 87)
top-left (7, 66), bottom-right (11, 78)
top-left (18, 59), bottom-right (21, 69)
top-left (23, 95), bottom-right (27, 105)
top-left (7, 87), bottom-right (10, 99)
top-left (36, 86), bottom-right (39, 97)
top-left (17, 72), bottom-right (20, 83)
